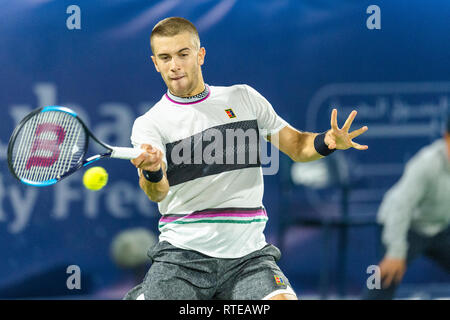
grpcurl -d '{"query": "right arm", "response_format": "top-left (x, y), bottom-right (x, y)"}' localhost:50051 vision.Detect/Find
top-left (377, 154), bottom-right (430, 287)
top-left (379, 157), bottom-right (429, 260)
top-left (132, 144), bottom-right (169, 202)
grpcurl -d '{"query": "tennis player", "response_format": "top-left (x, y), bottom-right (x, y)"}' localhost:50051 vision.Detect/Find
top-left (124, 17), bottom-right (368, 300)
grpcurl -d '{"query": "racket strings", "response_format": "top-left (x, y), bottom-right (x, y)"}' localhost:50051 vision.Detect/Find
top-left (48, 112), bottom-right (74, 181)
top-left (15, 111), bottom-right (53, 181)
top-left (11, 111), bottom-right (86, 183)
top-left (38, 111), bottom-right (70, 182)
top-left (16, 113), bottom-right (41, 179)
top-left (30, 111), bottom-right (80, 181)
top-left (24, 111), bottom-right (57, 182)
top-left (34, 111), bottom-right (58, 182)
top-left (64, 117), bottom-right (83, 175)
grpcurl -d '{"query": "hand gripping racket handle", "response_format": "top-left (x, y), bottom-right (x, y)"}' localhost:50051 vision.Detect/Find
top-left (110, 147), bottom-right (144, 160)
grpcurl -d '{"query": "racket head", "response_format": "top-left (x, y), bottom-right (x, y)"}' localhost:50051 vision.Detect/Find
top-left (7, 106), bottom-right (90, 186)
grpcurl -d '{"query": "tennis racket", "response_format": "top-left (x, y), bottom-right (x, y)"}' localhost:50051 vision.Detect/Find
top-left (7, 106), bottom-right (143, 187)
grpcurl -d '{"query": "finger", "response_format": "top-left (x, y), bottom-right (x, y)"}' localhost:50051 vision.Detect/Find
top-left (342, 110), bottom-right (357, 132)
top-left (141, 144), bottom-right (157, 155)
top-left (148, 146), bottom-right (160, 155)
top-left (144, 145), bottom-right (154, 153)
top-left (150, 151), bottom-right (163, 164)
top-left (352, 141), bottom-right (368, 150)
top-left (349, 126), bottom-right (368, 139)
top-left (394, 269), bottom-right (405, 284)
top-left (131, 153), bottom-right (144, 166)
top-left (147, 153), bottom-right (157, 163)
top-left (330, 108), bottom-right (338, 131)
top-left (132, 157), bottom-right (145, 168)
top-left (138, 150), bottom-right (155, 166)
top-left (328, 140), bottom-right (336, 149)
top-left (382, 272), bottom-right (394, 289)
top-left (324, 132), bottom-right (336, 149)
top-left (156, 149), bottom-right (163, 160)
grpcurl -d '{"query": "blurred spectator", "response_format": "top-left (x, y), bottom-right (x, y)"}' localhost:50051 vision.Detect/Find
top-left (365, 115), bottom-right (450, 299)
top-left (110, 228), bottom-right (157, 282)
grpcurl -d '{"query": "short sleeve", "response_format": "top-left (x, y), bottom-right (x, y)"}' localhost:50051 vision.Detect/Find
top-left (131, 115), bottom-right (167, 167)
top-left (242, 85), bottom-right (289, 136)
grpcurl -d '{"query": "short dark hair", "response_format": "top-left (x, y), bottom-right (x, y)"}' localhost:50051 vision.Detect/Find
top-left (150, 17), bottom-right (200, 54)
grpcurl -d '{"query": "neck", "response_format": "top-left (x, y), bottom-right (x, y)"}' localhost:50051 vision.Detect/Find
top-left (171, 83), bottom-right (205, 98)
top-left (187, 81), bottom-right (206, 97)
top-left (167, 84), bottom-right (210, 104)
top-left (169, 72), bottom-right (206, 98)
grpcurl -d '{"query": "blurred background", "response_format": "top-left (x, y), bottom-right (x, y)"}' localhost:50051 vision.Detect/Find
top-left (0, 0), bottom-right (449, 299)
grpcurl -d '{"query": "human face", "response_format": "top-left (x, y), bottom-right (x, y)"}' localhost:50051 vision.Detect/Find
top-left (151, 32), bottom-right (206, 97)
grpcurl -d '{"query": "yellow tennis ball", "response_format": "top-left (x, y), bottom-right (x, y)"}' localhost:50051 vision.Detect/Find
top-left (83, 166), bottom-right (108, 191)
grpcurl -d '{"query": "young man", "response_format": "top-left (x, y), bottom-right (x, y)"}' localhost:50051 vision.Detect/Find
top-left (125, 17), bottom-right (368, 300)
top-left (365, 115), bottom-right (450, 299)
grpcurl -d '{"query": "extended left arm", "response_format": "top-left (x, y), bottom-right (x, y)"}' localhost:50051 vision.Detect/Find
top-left (268, 109), bottom-right (368, 162)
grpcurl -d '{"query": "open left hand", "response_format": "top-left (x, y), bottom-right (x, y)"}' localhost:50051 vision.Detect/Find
top-left (324, 108), bottom-right (368, 150)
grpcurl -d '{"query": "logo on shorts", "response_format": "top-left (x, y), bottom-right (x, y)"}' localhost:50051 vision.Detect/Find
top-left (274, 275), bottom-right (285, 286)
top-left (225, 108), bottom-right (236, 118)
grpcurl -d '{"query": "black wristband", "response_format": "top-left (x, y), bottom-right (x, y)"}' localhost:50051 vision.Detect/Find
top-left (314, 132), bottom-right (336, 156)
top-left (142, 168), bottom-right (164, 183)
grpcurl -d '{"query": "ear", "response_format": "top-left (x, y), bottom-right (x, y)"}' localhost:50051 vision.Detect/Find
top-left (198, 47), bottom-right (206, 66)
top-left (151, 56), bottom-right (160, 73)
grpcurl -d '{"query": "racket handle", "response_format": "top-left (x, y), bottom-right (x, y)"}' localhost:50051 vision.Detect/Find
top-left (110, 147), bottom-right (143, 160)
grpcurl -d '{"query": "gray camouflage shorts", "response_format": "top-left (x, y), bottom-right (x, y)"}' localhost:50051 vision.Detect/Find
top-left (123, 241), bottom-right (296, 300)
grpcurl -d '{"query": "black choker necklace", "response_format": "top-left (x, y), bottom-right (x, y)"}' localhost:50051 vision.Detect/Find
top-left (167, 85), bottom-right (210, 104)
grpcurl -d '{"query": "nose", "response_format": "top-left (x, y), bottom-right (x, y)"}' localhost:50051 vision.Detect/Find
top-left (169, 57), bottom-right (180, 71)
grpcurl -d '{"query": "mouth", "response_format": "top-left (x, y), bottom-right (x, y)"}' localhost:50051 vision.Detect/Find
top-left (170, 75), bottom-right (185, 81)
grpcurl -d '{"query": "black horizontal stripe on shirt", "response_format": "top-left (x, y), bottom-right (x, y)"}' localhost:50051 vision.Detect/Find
top-left (161, 206), bottom-right (266, 218)
top-left (165, 120), bottom-right (261, 186)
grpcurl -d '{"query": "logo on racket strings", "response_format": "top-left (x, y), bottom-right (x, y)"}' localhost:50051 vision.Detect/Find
top-left (26, 123), bottom-right (66, 169)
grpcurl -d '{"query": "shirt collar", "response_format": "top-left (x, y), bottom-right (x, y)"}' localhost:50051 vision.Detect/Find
top-left (166, 84), bottom-right (210, 105)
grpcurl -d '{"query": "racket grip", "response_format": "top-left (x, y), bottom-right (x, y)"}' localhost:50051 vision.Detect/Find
top-left (110, 147), bottom-right (143, 160)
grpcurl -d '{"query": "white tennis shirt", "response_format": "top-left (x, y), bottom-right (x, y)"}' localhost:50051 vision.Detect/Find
top-left (131, 84), bottom-right (288, 258)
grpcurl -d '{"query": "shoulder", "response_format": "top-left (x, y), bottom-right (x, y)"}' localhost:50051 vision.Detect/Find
top-left (209, 84), bottom-right (247, 97)
top-left (131, 106), bottom-right (167, 141)
top-left (210, 85), bottom-right (270, 115)
top-left (209, 84), bottom-right (261, 99)
top-left (133, 98), bottom-right (166, 127)
top-left (405, 139), bottom-right (445, 175)
top-left (412, 139), bottom-right (444, 163)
